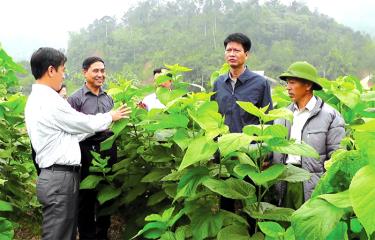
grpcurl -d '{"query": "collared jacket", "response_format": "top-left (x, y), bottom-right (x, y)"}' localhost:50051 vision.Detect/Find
top-left (211, 68), bottom-right (273, 133)
top-left (273, 97), bottom-right (345, 203)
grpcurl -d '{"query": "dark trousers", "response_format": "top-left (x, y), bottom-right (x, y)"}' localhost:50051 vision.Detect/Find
top-left (78, 140), bottom-right (117, 240)
top-left (37, 169), bottom-right (79, 240)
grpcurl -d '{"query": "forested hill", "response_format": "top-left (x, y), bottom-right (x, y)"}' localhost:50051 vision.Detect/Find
top-left (66, 0), bottom-right (375, 86)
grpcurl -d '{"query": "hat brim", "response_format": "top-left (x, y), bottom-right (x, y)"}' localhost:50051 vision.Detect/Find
top-left (279, 73), bottom-right (322, 90)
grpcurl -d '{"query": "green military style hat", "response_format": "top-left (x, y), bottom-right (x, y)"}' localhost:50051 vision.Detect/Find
top-left (279, 61), bottom-right (322, 90)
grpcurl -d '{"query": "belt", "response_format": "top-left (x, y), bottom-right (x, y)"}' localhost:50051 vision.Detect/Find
top-left (44, 164), bottom-right (81, 172)
top-left (291, 163), bottom-right (302, 167)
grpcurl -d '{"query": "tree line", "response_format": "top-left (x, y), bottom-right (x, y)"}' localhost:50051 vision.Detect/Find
top-left (64, 0), bottom-right (375, 89)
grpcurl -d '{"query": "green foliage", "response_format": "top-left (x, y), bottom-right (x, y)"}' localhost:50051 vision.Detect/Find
top-left (0, 217), bottom-right (14, 240)
top-left (202, 178), bottom-right (256, 200)
top-left (245, 202), bottom-right (295, 222)
top-left (0, 47), bottom-right (39, 236)
top-left (292, 198), bottom-right (346, 240)
top-left (217, 224), bottom-right (250, 240)
top-left (312, 149), bottom-right (366, 197)
top-left (65, 0), bottom-right (375, 87)
top-left (190, 208), bottom-right (224, 240)
top-left (349, 165), bottom-right (375, 237)
top-left (80, 175), bottom-right (104, 189)
top-left (178, 136), bottom-right (217, 171)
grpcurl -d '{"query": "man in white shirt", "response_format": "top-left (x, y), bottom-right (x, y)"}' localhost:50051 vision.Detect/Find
top-left (139, 67), bottom-right (172, 111)
top-left (24, 47), bottom-right (131, 240)
top-left (273, 61), bottom-right (345, 209)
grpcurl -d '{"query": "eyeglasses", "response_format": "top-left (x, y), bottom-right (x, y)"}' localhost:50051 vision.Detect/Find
top-left (225, 49), bottom-right (245, 54)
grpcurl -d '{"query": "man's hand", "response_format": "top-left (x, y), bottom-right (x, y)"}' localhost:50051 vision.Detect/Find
top-left (110, 104), bottom-right (132, 121)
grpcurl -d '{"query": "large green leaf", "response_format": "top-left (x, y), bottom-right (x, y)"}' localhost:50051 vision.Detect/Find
top-left (277, 164), bottom-right (311, 183)
top-left (350, 218), bottom-right (363, 234)
top-left (175, 167), bottom-right (209, 200)
top-left (178, 136), bottom-right (217, 171)
top-left (0, 200), bottom-right (13, 212)
top-left (188, 101), bottom-right (222, 131)
top-left (349, 165), bottom-right (375, 236)
top-left (267, 138), bottom-right (319, 159)
top-left (353, 127), bottom-right (375, 165)
top-left (147, 191), bottom-right (168, 206)
top-left (217, 224), bottom-right (251, 240)
top-left (291, 198), bottom-right (345, 240)
top-left (312, 149), bottom-right (366, 197)
top-left (263, 108), bottom-right (294, 124)
top-left (234, 164), bottom-right (286, 186)
top-left (258, 221), bottom-right (285, 238)
top-left (233, 164), bottom-right (258, 179)
top-left (172, 128), bottom-right (191, 151)
top-left (237, 101), bottom-right (293, 124)
top-left (202, 178), bottom-right (256, 200)
top-left (131, 221), bottom-right (168, 239)
top-left (326, 221), bottom-right (348, 240)
top-left (218, 133), bottom-right (255, 157)
top-left (318, 190), bottom-right (351, 209)
top-left (160, 231), bottom-right (177, 240)
top-left (100, 118), bottom-right (129, 151)
top-left (191, 208), bottom-right (224, 240)
top-left (165, 63), bottom-right (192, 73)
top-left (141, 168), bottom-right (170, 182)
top-left (0, 217), bottom-right (13, 240)
top-left (245, 202), bottom-right (294, 222)
top-left (250, 232), bottom-right (265, 240)
top-left (122, 184), bottom-right (147, 204)
top-left (97, 185), bottom-right (122, 204)
top-left (145, 113), bottom-right (190, 131)
top-left (334, 88), bottom-right (360, 109)
top-left (80, 175), bottom-right (104, 189)
top-left (161, 170), bottom-right (186, 181)
top-left (221, 210), bottom-right (249, 227)
top-left (231, 152), bottom-right (257, 169)
top-left (263, 124), bottom-right (288, 138)
top-left (237, 101), bottom-right (268, 121)
top-left (156, 87), bottom-right (187, 106)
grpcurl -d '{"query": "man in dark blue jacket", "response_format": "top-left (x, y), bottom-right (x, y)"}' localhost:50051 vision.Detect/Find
top-left (212, 33), bottom-right (273, 133)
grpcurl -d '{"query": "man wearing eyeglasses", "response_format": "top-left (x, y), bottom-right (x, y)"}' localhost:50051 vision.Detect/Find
top-left (212, 32), bottom-right (273, 133)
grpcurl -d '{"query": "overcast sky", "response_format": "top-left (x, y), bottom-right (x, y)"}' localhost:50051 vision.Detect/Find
top-left (1, 0), bottom-right (374, 61)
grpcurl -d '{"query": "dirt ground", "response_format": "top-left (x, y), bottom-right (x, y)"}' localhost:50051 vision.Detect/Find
top-left (14, 215), bottom-right (125, 240)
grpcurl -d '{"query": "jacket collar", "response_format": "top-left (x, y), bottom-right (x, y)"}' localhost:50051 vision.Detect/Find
top-left (224, 66), bottom-right (253, 84)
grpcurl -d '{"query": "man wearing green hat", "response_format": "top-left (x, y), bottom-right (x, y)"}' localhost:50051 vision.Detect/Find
top-left (273, 61), bottom-right (345, 209)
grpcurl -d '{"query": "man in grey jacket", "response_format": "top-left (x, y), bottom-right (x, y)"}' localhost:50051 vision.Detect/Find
top-left (273, 61), bottom-right (345, 209)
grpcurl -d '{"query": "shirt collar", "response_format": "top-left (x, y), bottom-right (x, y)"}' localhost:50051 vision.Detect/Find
top-left (293, 96), bottom-right (317, 112)
top-left (225, 66), bottom-right (251, 84)
top-left (32, 83), bottom-right (60, 96)
top-left (83, 84), bottom-right (105, 96)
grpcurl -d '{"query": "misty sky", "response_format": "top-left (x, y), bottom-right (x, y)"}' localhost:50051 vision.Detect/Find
top-left (1, 0), bottom-right (374, 61)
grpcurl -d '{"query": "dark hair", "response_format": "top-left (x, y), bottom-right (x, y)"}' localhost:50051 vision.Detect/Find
top-left (82, 56), bottom-right (105, 70)
top-left (224, 33), bottom-right (252, 52)
top-left (30, 47), bottom-right (67, 80)
top-left (153, 67), bottom-right (172, 77)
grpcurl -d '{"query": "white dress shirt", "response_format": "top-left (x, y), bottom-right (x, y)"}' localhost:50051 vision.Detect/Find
top-left (25, 84), bottom-right (112, 168)
top-left (142, 93), bottom-right (166, 111)
top-left (286, 96), bottom-right (317, 165)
